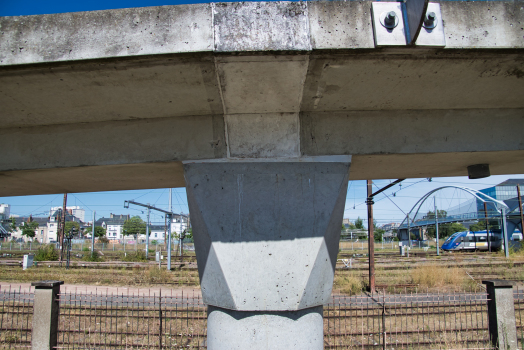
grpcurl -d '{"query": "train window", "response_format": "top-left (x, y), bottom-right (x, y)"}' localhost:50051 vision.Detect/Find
top-left (466, 236), bottom-right (475, 242)
top-left (478, 236), bottom-right (487, 242)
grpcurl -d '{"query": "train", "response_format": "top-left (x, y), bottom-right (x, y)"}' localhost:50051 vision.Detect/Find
top-left (441, 230), bottom-right (502, 252)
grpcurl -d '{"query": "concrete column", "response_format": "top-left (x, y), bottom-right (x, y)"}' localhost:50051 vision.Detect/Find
top-left (482, 280), bottom-right (518, 350)
top-left (31, 280), bottom-right (64, 350)
top-left (183, 157), bottom-right (350, 349)
top-left (207, 305), bottom-right (324, 349)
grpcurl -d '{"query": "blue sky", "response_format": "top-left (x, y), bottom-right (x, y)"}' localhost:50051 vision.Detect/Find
top-left (1, 0), bottom-right (522, 225)
top-left (2, 176), bottom-right (522, 226)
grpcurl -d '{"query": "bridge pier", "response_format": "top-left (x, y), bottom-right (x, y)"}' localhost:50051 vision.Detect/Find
top-left (183, 157), bottom-right (350, 349)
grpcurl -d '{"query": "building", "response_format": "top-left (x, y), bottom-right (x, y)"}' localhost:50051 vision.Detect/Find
top-left (47, 209), bottom-right (85, 243)
top-left (477, 179), bottom-right (524, 217)
top-left (50, 206), bottom-right (85, 222)
top-left (0, 204), bottom-right (11, 238)
top-left (96, 214), bottom-right (131, 241)
top-left (380, 222), bottom-right (399, 241)
top-left (11, 216), bottom-right (50, 243)
top-left (479, 179), bottom-right (524, 202)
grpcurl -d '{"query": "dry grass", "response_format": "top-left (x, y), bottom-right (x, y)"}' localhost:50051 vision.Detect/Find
top-left (333, 272), bottom-right (364, 295)
top-left (411, 264), bottom-right (466, 288)
top-left (0, 265), bottom-right (199, 287)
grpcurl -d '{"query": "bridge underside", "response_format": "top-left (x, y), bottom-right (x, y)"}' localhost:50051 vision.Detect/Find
top-left (1, 49), bottom-right (523, 196)
top-left (1, 1), bottom-right (523, 197)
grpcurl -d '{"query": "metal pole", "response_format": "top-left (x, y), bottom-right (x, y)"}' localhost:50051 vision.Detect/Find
top-left (517, 185), bottom-right (524, 239)
top-left (166, 214), bottom-right (172, 271)
top-left (366, 180), bottom-right (375, 293)
top-left (145, 204), bottom-right (150, 259)
top-left (59, 194), bottom-right (67, 263)
top-left (434, 197), bottom-right (439, 256)
top-left (91, 211), bottom-right (95, 252)
top-left (501, 208), bottom-right (509, 258)
top-left (484, 202), bottom-right (491, 253)
top-left (407, 214), bottom-right (411, 248)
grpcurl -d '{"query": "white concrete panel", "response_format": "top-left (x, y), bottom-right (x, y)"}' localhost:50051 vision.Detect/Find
top-left (0, 4), bottom-right (213, 65)
top-left (210, 238), bottom-right (326, 310)
top-left (226, 113), bottom-right (299, 158)
top-left (441, 2), bottom-right (524, 49)
top-left (217, 56), bottom-right (309, 114)
top-left (207, 306), bottom-right (323, 350)
top-left (213, 1), bottom-right (311, 52)
top-left (308, 1), bottom-right (374, 49)
top-left (0, 57), bottom-right (223, 127)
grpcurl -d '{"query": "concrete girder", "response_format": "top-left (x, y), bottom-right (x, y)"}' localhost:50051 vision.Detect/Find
top-left (0, 1), bottom-right (523, 196)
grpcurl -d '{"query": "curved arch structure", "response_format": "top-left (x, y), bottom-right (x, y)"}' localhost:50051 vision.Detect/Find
top-left (398, 186), bottom-right (508, 230)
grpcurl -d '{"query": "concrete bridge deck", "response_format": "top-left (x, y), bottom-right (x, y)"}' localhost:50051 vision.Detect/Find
top-left (1, 1), bottom-right (523, 196)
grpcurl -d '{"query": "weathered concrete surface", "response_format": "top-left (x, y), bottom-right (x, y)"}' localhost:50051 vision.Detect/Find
top-left (483, 280), bottom-right (518, 350)
top-left (31, 283), bottom-right (61, 350)
top-left (226, 113), bottom-right (300, 158)
top-left (0, 163), bottom-right (186, 196)
top-left (184, 158), bottom-right (349, 311)
top-left (213, 1), bottom-right (311, 52)
top-left (0, 1), bottom-right (523, 196)
top-left (300, 109), bottom-right (524, 156)
top-left (308, 1), bottom-right (374, 50)
top-left (0, 115), bottom-right (226, 170)
top-left (207, 305), bottom-right (323, 350)
top-left (440, 1), bottom-right (524, 49)
top-left (0, 4), bottom-right (213, 65)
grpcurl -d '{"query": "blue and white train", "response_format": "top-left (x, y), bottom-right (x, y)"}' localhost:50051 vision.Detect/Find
top-left (441, 230), bottom-right (502, 252)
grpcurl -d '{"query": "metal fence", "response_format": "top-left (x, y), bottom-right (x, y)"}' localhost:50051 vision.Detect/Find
top-left (1, 286), bottom-right (523, 349)
top-left (0, 286), bottom-right (33, 348)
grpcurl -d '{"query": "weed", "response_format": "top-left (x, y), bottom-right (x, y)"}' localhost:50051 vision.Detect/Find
top-left (120, 251), bottom-right (148, 262)
top-left (334, 273), bottom-right (363, 295)
top-left (83, 251), bottom-right (104, 262)
top-left (34, 244), bottom-right (59, 261)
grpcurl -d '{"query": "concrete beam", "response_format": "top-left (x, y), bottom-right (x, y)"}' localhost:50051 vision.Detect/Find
top-left (0, 1), bottom-right (523, 196)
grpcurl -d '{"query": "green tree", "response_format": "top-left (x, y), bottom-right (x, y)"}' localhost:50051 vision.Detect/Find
top-left (355, 217), bottom-right (364, 230)
top-left (64, 221), bottom-right (80, 236)
top-left (426, 222), bottom-right (467, 240)
top-left (83, 226), bottom-right (107, 238)
top-left (425, 210), bottom-right (447, 220)
top-left (468, 220), bottom-right (497, 232)
top-left (123, 216), bottom-right (146, 239)
top-left (374, 229), bottom-right (384, 242)
top-left (20, 221), bottom-right (39, 239)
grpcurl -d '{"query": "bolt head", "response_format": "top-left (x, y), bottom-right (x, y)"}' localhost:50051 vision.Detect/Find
top-left (384, 11), bottom-right (397, 27)
top-left (424, 12), bottom-right (437, 26)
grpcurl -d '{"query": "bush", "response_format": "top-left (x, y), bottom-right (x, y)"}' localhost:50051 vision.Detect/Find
top-left (82, 247), bottom-right (90, 252)
top-left (98, 236), bottom-right (109, 244)
top-left (83, 251), bottom-right (103, 262)
top-left (34, 244), bottom-right (59, 261)
top-left (121, 251), bottom-right (147, 262)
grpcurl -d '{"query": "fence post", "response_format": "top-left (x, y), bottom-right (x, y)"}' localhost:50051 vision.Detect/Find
top-left (31, 280), bottom-right (64, 350)
top-left (482, 280), bottom-right (518, 350)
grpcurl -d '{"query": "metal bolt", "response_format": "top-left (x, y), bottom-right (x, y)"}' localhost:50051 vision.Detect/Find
top-left (384, 11), bottom-right (396, 27)
top-left (424, 12), bottom-right (436, 26)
